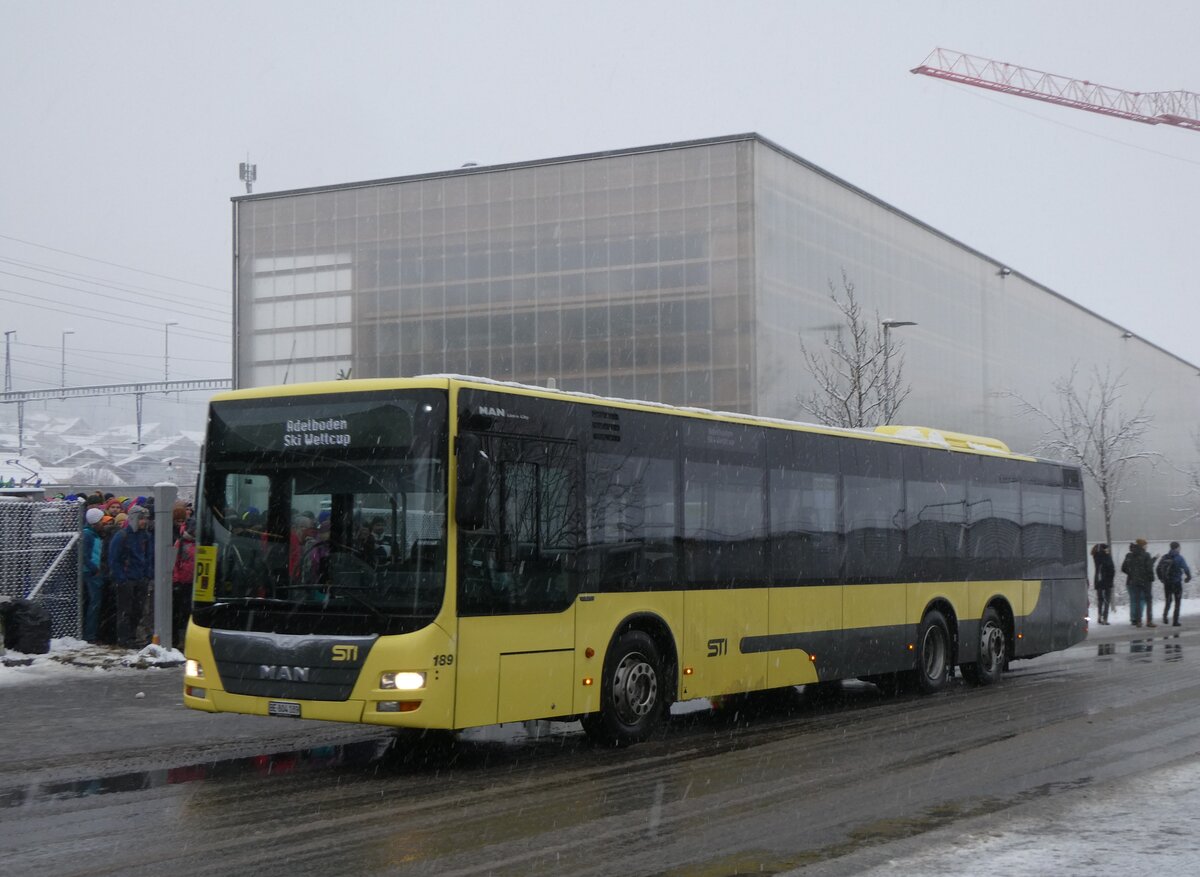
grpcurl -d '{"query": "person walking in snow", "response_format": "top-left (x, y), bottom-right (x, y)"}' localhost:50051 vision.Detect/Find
top-left (1091, 543), bottom-right (1115, 625)
top-left (108, 505), bottom-right (155, 648)
top-left (1159, 541), bottom-right (1192, 627)
top-left (1121, 539), bottom-right (1155, 628)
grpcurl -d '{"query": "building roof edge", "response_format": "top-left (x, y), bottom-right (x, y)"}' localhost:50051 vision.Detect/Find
top-left (230, 133), bottom-right (762, 203)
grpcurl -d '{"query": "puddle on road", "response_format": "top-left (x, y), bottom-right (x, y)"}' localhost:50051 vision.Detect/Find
top-left (0, 738), bottom-right (396, 809)
top-left (3, 685), bottom-right (891, 811)
top-left (1097, 633), bottom-right (1187, 662)
top-left (1, 721), bottom-right (598, 810)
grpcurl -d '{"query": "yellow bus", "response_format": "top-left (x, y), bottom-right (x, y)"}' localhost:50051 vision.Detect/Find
top-left (183, 376), bottom-right (1088, 745)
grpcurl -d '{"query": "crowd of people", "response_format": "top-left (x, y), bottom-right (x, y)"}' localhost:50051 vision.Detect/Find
top-left (74, 491), bottom-right (195, 649)
top-left (1091, 539), bottom-right (1193, 627)
top-left (218, 506), bottom-right (395, 586)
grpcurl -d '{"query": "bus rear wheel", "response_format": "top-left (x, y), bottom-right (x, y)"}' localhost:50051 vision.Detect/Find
top-left (582, 630), bottom-right (665, 747)
top-left (909, 609), bottom-right (951, 694)
top-left (961, 606), bottom-right (1007, 686)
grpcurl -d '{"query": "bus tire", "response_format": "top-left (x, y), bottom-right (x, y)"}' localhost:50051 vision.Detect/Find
top-left (961, 606), bottom-right (1006, 686)
top-left (911, 609), bottom-right (951, 694)
top-left (581, 630), bottom-right (665, 747)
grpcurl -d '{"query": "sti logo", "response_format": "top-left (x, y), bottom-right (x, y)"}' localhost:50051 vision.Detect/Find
top-left (331, 645), bottom-right (359, 662)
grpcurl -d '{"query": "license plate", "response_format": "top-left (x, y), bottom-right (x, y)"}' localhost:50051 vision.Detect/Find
top-left (268, 701), bottom-right (301, 718)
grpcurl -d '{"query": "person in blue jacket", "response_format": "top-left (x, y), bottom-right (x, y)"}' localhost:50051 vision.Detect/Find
top-left (108, 504), bottom-right (155, 648)
top-left (1161, 541), bottom-right (1193, 627)
top-left (81, 507), bottom-right (106, 641)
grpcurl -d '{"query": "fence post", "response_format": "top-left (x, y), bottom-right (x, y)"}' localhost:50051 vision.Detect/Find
top-left (75, 501), bottom-right (84, 639)
top-left (153, 483), bottom-right (177, 650)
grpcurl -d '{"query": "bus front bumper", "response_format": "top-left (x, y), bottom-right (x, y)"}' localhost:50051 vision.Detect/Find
top-left (183, 687), bottom-right (448, 728)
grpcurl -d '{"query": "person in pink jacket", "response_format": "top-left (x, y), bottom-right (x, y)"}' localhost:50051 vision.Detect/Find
top-left (172, 517), bottom-right (197, 647)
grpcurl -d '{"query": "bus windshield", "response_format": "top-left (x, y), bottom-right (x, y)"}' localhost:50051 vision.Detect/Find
top-left (192, 389), bottom-right (448, 636)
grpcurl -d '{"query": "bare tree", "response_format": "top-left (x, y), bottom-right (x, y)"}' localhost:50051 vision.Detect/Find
top-left (1008, 364), bottom-right (1155, 547)
top-left (1169, 432), bottom-right (1200, 527)
top-left (797, 272), bottom-right (911, 428)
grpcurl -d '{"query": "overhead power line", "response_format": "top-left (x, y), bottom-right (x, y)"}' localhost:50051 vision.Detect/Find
top-left (0, 256), bottom-right (230, 322)
top-left (0, 266), bottom-right (229, 327)
top-left (0, 287), bottom-right (230, 343)
top-left (9, 351), bottom-right (220, 387)
top-left (17, 339), bottom-right (229, 366)
top-left (0, 232), bottom-right (231, 294)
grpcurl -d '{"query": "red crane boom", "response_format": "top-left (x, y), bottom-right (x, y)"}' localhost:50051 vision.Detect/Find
top-left (912, 48), bottom-right (1200, 132)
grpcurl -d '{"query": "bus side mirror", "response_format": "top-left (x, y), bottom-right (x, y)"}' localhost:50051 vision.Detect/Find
top-left (455, 433), bottom-right (491, 530)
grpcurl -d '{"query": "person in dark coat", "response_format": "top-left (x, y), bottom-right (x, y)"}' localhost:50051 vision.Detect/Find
top-left (108, 505), bottom-right (155, 648)
top-left (1160, 541), bottom-right (1193, 627)
top-left (1091, 543), bottom-right (1115, 625)
top-left (1121, 539), bottom-right (1155, 628)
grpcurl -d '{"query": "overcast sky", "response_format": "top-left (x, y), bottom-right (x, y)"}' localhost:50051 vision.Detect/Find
top-left (2, 0), bottom-right (1197, 432)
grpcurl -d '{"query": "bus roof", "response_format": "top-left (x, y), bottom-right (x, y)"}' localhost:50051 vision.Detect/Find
top-left (210, 375), bottom-right (1038, 462)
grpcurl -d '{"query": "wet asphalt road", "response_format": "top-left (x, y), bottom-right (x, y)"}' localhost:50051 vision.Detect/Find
top-left (3, 622), bottom-right (1199, 876)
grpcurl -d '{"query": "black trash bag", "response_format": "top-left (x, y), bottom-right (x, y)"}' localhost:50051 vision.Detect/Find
top-left (1, 598), bottom-right (52, 655)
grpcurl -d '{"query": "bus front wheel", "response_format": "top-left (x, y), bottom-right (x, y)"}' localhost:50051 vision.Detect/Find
top-left (911, 609), bottom-right (951, 694)
top-left (961, 606), bottom-right (1007, 686)
top-left (582, 630), bottom-right (665, 747)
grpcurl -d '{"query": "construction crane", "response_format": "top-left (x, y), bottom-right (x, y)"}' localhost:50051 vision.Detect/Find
top-left (911, 48), bottom-right (1200, 132)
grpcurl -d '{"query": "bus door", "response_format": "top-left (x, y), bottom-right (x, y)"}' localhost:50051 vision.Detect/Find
top-left (455, 435), bottom-right (580, 728)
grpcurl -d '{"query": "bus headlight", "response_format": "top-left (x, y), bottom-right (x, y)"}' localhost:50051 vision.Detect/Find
top-left (186, 659), bottom-right (205, 679)
top-left (380, 671), bottom-right (425, 691)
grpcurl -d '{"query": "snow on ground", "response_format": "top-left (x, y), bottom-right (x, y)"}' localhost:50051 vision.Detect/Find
top-left (0, 637), bottom-right (184, 686)
top-left (821, 758), bottom-right (1200, 876)
top-left (792, 596), bottom-right (1200, 877)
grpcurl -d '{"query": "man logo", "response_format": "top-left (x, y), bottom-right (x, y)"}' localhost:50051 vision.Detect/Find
top-left (331, 645), bottom-right (359, 662)
top-left (259, 665), bottom-right (310, 682)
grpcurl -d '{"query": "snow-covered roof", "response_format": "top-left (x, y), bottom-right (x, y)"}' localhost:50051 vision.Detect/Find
top-left (51, 448), bottom-right (111, 466)
top-left (0, 414), bottom-right (201, 488)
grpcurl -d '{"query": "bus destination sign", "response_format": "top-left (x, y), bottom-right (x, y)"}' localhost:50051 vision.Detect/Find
top-left (283, 417), bottom-right (352, 448)
top-left (209, 392), bottom-right (427, 458)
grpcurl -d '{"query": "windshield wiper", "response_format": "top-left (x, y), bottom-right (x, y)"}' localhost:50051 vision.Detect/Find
top-left (273, 582), bottom-right (388, 620)
top-left (321, 587), bottom-right (388, 620)
top-left (210, 596), bottom-right (302, 608)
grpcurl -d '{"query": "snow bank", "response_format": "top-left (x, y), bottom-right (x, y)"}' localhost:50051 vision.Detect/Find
top-left (0, 637), bottom-right (184, 686)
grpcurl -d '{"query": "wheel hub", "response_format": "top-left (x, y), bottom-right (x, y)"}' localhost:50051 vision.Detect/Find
top-left (613, 652), bottom-right (658, 723)
top-left (921, 626), bottom-right (946, 680)
top-left (980, 622), bottom-right (1005, 672)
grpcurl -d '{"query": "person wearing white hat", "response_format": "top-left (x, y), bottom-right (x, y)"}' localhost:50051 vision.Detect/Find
top-left (82, 507), bottom-right (106, 641)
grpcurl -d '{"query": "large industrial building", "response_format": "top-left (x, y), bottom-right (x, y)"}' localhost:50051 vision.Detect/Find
top-left (231, 133), bottom-right (1200, 543)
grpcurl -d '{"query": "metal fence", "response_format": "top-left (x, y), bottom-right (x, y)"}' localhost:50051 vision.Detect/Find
top-left (0, 499), bottom-right (81, 638)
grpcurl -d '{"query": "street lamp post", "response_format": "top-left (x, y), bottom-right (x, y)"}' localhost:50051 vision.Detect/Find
top-left (880, 319), bottom-right (917, 419)
top-left (164, 321), bottom-right (179, 382)
top-left (60, 329), bottom-right (75, 388)
top-left (881, 319), bottom-right (917, 359)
